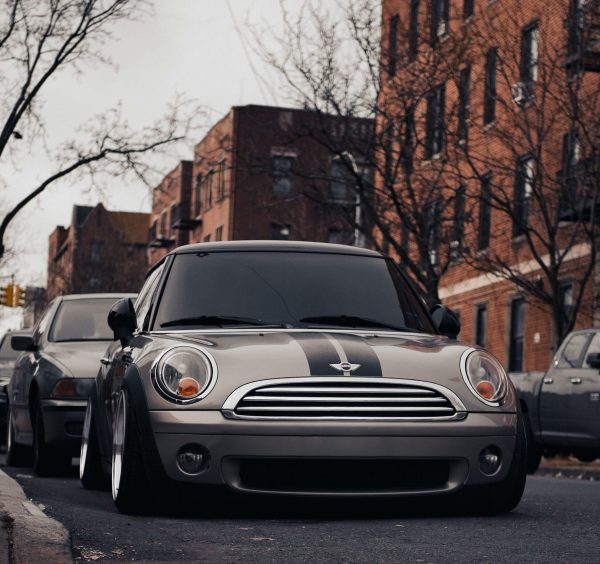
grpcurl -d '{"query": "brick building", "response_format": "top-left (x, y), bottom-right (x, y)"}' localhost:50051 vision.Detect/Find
top-left (381, 0), bottom-right (600, 371)
top-left (147, 105), bottom-right (373, 263)
top-left (47, 204), bottom-right (149, 300)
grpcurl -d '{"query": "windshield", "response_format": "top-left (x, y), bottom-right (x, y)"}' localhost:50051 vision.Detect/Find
top-left (49, 298), bottom-right (118, 342)
top-left (153, 251), bottom-right (435, 333)
top-left (0, 334), bottom-right (22, 361)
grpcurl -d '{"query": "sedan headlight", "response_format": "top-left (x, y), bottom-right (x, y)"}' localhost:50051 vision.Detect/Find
top-left (461, 350), bottom-right (508, 406)
top-left (151, 346), bottom-right (216, 404)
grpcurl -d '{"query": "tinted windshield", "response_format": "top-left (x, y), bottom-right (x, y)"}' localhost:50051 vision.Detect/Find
top-left (0, 334), bottom-right (22, 361)
top-left (49, 298), bottom-right (118, 342)
top-left (154, 251), bottom-right (435, 333)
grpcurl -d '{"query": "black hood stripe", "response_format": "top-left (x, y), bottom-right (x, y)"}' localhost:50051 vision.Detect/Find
top-left (333, 334), bottom-right (382, 376)
top-left (293, 332), bottom-right (383, 377)
top-left (293, 333), bottom-right (341, 376)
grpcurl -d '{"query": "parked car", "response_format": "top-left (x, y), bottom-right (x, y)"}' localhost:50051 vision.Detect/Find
top-left (80, 241), bottom-right (526, 515)
top-left (5, 293), bottom-right (136, 475)
top-left (0, 329), bottom-right (31, 449)
top-left (511, 328), bottom-right (600, 472)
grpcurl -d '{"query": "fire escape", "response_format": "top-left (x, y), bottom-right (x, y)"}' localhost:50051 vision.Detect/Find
top-left (564, 0), bottom-right (600, 72)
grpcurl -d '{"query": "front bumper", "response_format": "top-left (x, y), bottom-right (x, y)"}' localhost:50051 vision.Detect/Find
top-left (150, 411), bottom-right (518, 496)
top-left (40, 399), bottom-right (87, 453)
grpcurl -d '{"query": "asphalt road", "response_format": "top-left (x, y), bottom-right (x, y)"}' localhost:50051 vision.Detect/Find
top-left (2, 458), bottom-right (600, 563)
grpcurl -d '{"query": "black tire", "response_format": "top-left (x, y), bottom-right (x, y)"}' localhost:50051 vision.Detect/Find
top-left (111, 387), bottom-right (152, 515)
top-left (5, 403), bottom-right (32, 467)
top-left (524, 412), bottom-right (542, 474)
top-left (80, 396), bottom-right (109, 490)
top-left (459, 416), bottom-right (528, 515)
top-left (32, 402), bottom-right (71, 477)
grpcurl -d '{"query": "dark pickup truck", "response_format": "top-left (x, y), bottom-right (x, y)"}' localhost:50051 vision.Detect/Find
top-left (510, 329), bottom-right (600, 473)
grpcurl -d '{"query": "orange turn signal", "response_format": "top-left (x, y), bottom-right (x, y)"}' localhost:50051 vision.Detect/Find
top-left (51, 378), bottom-right (77, 397)
top-left (177, 377), bottom-right (200, 397)
top-left (476, 380), bottom-right (496, 400)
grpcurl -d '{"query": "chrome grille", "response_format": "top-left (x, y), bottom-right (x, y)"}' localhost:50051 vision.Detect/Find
top-left (222, 378), bottom-right (466, 421)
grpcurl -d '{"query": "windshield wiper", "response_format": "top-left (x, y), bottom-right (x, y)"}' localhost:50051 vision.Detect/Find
top-left (299, 315), bottom-right (416, 332)
top-left (160, 315), bottom-right (286, 328)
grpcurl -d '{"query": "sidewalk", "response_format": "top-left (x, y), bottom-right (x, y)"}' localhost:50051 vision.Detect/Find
top-left (537, 456), bottom-right (600, 480)
top-left (0, 469), bottom-right (72, 563)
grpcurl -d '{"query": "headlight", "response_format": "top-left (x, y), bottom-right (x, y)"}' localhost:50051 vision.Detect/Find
top-left (460, 350), bottom-right (508, 406)
top-left (151, 346), bottom-right (216, 404)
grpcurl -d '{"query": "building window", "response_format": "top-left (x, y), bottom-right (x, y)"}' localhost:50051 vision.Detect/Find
top-left (560, 128), bottom-right (580, 211)
top-left (567, 0), bottom-right (587, 56)
top-left (90, 242), bottom-right (103, 263)
top-left (272, 155), bottom-right (294, 197)
top-left (521, 22), bottom-right (539, 84)
top-left (401, 221), bottom-right (410, 255)
top-left (194, 173), bottom-right (202, 217)
top-left (557, 331), bottom-right (589, 368)
top-left (513, 156), bottom-right (534, 237)
top-left (484, 48), bottom-right (497, 125)
top-left (426, 199), bottom-right (442, 265)
top-left (169, 203), bottom-right (176, 236)
top-left (271, 223), bottom-right (291, 240)
top-left (388, 14), bottom-right (399, 75)
top-left (430, 0), bottom-right (449, 47)
top-left (409, 1), bottom-right (420, 61)
top-left (217, 160), bottom-right (226, 201)
top-left (206, 171), bottom-right (214, 208)
top-left (463, 0), bottom-right (474, 19)
top-left (203, 234), bottom-right (211, 242)
top-left (160, 210), bottom-right (167, 238)
top-left (327, 228), bottom-right (353, 245)
top-left (458, 66), bottom-right (471, 143)
top-left (509, 297), bottom-right (526, 372)
top-left (329, 159), bottom-right (354, 203)
top-left (149, 220), bottom-right (157, 242)
top-left (560, 281), bottom-right (574, 324)
top-left (478, 173), bottom-right (492, 250)
top-left (475, 303), bottom-right (487, 347)
top-left (215, 225), bottom-right (224, 241)
top-left (425, 83), bottom-right (445, 158)
top-left (451, 185), bottom-right (466, 260)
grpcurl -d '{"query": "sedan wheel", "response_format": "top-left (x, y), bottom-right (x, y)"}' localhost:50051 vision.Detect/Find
top-left (111, 388), bottom-right (151, 514)
top-left (80, 397), bottom-right (108, 490)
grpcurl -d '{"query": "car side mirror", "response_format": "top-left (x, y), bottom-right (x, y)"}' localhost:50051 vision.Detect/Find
top-left (107, 298), bottom-right (137, 347)
top-left (11, 335), bottom-right (36, 352)
top-left (586, 352), bottom-right (600, 369)
top-left (430, 304), bottom-right (461, 340)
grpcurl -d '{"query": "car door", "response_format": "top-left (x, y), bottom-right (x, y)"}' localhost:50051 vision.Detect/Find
top-left (565, 331), bottom-right (600, 446)
top-left (539, 331), bottom-right (592, 445)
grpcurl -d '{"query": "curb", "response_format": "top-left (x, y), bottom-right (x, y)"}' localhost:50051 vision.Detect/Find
top-left (0, 470), bottom-right (72, 563)
top-left (536, 464), bottom-right (600, 481)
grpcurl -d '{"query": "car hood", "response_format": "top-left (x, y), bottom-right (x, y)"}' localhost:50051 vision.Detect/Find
top-left (138, 329), bottom-right (515, 412)
top-left (42, 341), bottom-right (110, 379)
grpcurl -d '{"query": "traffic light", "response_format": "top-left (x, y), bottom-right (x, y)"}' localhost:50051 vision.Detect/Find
top-left (13, 285), bottom-right (25, 307)
top-left (0, 284), bottom-right (14, 307)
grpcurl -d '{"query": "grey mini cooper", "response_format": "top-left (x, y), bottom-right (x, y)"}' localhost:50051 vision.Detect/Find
top-left (79, 241), bottom-right (526, 515)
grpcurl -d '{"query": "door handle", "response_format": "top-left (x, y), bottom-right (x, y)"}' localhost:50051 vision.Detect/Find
top-left (100, 357), bottom-right (111, 366)
top-left (543, 377), bottom-right (554, 384)
top-left (570, 377), bottom-right (582, 385)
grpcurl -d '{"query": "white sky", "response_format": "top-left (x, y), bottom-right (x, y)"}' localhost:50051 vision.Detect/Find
top-left (0, 0), bottom-right (344, 330)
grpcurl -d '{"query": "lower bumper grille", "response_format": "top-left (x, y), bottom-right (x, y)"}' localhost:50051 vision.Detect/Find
top-left (238, 458), bottom-right (452, 493)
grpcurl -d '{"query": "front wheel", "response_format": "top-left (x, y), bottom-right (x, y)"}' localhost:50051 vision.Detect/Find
top-left (112, 388), bottom-right (152, 515)
top-left (80, 397), bottom-right (109, 490)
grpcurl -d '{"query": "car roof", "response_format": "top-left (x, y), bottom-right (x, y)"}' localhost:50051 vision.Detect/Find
top-left (170, 240), bottom-right (382, 257)
top-left (59, 293), bottom-right (137, 301)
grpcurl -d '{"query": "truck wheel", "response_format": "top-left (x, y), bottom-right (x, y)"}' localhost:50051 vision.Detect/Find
top-left (5, 403), bottom-right (32, 467)
top-left (524, 413), bottom-right (542, 474)
top-left (460, 416), bottom-right (527, 515)
top-left (80, 397), bottom-right (109, 490)
top-left (32, 402), bottom-right (71, 477)
top-left (112, 388), bottom-right (152, 515)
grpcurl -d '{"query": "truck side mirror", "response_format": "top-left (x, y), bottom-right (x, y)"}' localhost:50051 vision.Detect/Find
top-left (586, 352), bottom-right (600, 369)
top-left (430, 305), bottom-right (461, 340)
top-left (107, 298), bottom-right (137, 347)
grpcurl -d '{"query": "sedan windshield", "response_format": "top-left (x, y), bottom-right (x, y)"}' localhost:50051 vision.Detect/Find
top-left (49, 298), bottom-right (118, 342)
top-left (154, 251), bottom-right (434, 333)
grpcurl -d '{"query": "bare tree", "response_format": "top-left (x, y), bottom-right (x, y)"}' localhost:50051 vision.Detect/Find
top-left (0, 0), bottom-right (204, 260)
top-left (455, 0), bottom-right (600, 347)
top-left (250, 0), bottom-right (473, 306)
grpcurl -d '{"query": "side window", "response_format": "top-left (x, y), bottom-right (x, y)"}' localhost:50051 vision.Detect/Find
top-left (556, 333), bottom-right (591, 368)
top-left (583, 332), bottom-right (600, 367)
top-left (34, 303), bottom-right (55, 342)
top-left (134, 265), bottom-right (164, 331)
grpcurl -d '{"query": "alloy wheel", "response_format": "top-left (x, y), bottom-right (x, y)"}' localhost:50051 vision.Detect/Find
top-left (111, 390), bottom-right (126, 500)
top-left (80, 400), bottom-right (92, 480)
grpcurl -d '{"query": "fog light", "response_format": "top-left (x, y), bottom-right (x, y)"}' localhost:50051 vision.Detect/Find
top-left (479, 446), bottom-right (502, 476)
top-left (176, 444), bottom-right (207, 475)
